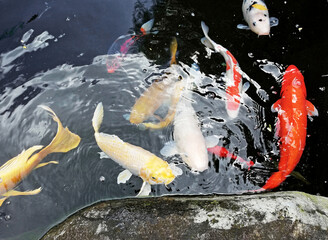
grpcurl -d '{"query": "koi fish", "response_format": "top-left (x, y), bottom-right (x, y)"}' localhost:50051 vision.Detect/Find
top-left (201, 21), bottom-right (246, 119)
top-left (160, 66), bottom-right (222, 172)
top-left (207, 145), bottom-right (254, 170)
top-left (0, 106), bottom-right (81, 206)
top-left (260, 65), bottom-right (318, 190)
top-left (237, 0), bottom-right (279, 36)
top-left (129, 37), bottom-right (182, 129)
top-left (92, 102), bottom-right (182, 196)
top-left (106, 19), bottom-right (155, 73)
top-left (201, 22), bottom-right (268, 118)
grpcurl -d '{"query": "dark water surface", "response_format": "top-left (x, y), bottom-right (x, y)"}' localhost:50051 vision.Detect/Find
top-left (0, 0), bottom-right (328, 239)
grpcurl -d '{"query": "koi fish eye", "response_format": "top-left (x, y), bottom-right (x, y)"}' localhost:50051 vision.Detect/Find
top-left (253, 22), bottom-right (256, 26)
top-left (292, 78), bottom-right (302, 88)
top-left (151, 176), bottom-right (157, 180)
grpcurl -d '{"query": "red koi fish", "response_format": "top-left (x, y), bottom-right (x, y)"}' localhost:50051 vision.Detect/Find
top-left (260, 65), bottom-right (318, 190)
top-left (207, 146), bottom-right (254, 170)
top-left (106, 19), bottom-right (155, 73)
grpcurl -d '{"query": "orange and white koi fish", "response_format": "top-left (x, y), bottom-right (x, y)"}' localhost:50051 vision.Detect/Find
top-left (0, 106), bottom-right (81, 206)
top-left (260, 65), bottom-right (318, 190)
top-left (129, 37), bottom-right (183, 129)
top-left (201, 21), bottom-right (268, 118)
top-left (237, 0), bottom-right (279, 36)
top-left (92, 102), bottom-right (182, 196)
top-left (207, 145), bottom-right (254, 170)
top-left (201, 21), bottom-right (246, 119)
top-left (106, 19), bottom-right (155, 73)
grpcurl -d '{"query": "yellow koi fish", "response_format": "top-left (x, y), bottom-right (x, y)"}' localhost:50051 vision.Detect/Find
top-left (0, 106), bottom-right (81, 206)
top-left (92, 102), bottom-right (182, 196)
top-left (129, 37), bottom-right (183, 129)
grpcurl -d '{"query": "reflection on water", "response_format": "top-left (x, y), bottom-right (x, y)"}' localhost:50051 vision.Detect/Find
top-left (0, 0), bottom-right (327, 239)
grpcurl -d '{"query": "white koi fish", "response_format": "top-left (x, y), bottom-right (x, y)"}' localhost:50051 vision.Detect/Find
top-left (237, 0), bottom-right (279, 36)
top-left (160, 68), bottom-right (221, 172)
top-left (92, 102), bottom-right (182, 196)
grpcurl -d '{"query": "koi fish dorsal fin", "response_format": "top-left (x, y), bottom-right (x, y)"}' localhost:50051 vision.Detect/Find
top-left (38, 105), bottom-right (81, 154)
top-left (92, 102), bottom-right (104, 133)
top-left (0, 145), bottom-right (43, 171)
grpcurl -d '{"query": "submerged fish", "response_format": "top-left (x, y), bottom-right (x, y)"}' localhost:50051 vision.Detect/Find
top-left (92, 102), bottom-right (182, 196)
top-left (160, 64), bottom-right (221, 172)
top-left (260, 65), bottom-right (318, 190)
top-left (0, 106), bottom-right (81, 206)
top-left (207, 145), bottom-right (254, 170)
top-left (106, 19), bottom-right (156, 73)
top-left (129, 37), bottom-right (183, 129)
top-left (237, 0), bottom-right (279, 35)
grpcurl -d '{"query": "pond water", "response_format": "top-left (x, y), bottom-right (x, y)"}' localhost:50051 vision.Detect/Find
top-left (0, 0), bottom-right (328, 239)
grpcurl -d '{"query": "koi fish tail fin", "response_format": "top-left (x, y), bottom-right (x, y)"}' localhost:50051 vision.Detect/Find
top-left (170, 37), bottom-right (178, 65)
top-left (92, 102), bottom-right (104, 133)
top-left (201, 21), bottom-right (209, 37)
top-left (140, 19), bottom-right (154, 35)
top-left (200, 21), bottom-right (215, 49)
top-left (261, 171), bottom-right (287, 190)
top-left (38, 105), bottom-right (81, 155)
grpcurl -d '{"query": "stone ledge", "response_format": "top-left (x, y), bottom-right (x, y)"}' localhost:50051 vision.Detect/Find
top-left (42, 191), bottom-right (328, 240)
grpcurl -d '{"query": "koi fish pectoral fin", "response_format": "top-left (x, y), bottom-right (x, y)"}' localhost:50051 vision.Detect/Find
top-left (237, 24), bottom-right (250, 30)
top-left (35, 161), bottom-right (59, 169)
top-left (117, 169), bottom-right (133, 184)
top-left (169, 163), bottom-right (183, 177)
top-left (270, 17), bottom-right (279, 27)
top-left (160, 141), bottom-right (179, 157)
top-left (306, 100), bottom-right (319, 118)
top-left (205, 135), bottom-right (223, 148)
top-left (136, 181), bottom-right (151, 197)
top-left (123, 113), bottom-right (130, 121)
top-left (242, 82), bottom-right (250, 93)
top-left (271, 99), bottom-right (282, 112)
top-left (2, 187), bottom-right (42, 197)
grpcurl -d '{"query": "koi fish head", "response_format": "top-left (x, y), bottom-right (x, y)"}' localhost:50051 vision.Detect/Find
top-left (281, 65), bottom-right (307, 97)
top-left (140, 157), bottom-right (176, 185)
top-left (249, 12), bottom-right (270, 35)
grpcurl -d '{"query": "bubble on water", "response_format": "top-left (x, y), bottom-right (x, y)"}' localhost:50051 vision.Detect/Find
top-left (319, 87), bottom-right (325, 91)
top-left (4, 215), bottom-right (11, 221)
top-left (248, 52), bottom-right (254, 58)
top-left (191, 12), bottom-right (195, 17)
top-left (66, 17), bottom-right (70, 21)
top-left (99, 176), bottom-right (105, 182)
